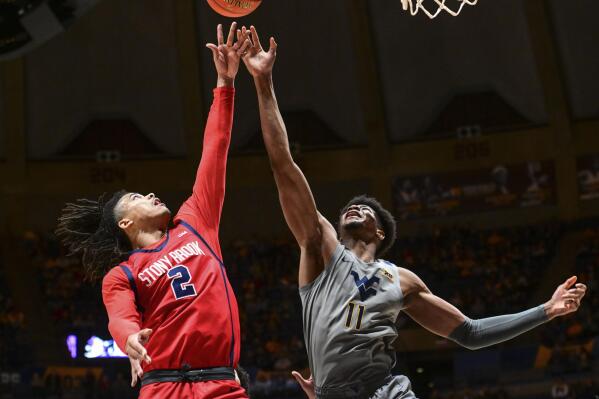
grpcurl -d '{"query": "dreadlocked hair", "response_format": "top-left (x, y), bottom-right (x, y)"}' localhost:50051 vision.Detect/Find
top-left (55, 190), bottom-right (131, 281)
top-left (340, 195), bottom-right (397, 258)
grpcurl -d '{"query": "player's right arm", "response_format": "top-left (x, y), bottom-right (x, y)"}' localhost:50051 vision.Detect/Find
top-left (102, 268), bottom-right (152, 364)
top-left (175, 23), bottom-right (248, 257)
top-left (241, 26), bottom-right (338, 287)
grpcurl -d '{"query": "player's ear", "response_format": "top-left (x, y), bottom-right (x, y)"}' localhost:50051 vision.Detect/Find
top-left (376, 228), bottom-right (385, 242)
top-left (118, 218), bottom-right (133, 230)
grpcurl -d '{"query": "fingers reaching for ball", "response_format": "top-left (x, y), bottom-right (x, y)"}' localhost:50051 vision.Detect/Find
top-left (237, 38), bottom-right (252, 57)
top-left (226, 21), bottom-right (237, 47)
top-left (268, 37), bottom-right (277, 55)
top-left (236, 25), bottom-right (278, 78)
top-left (206, 22), bottom-right (246, 85)
top-left (250, 26), bottom-right (263, 50)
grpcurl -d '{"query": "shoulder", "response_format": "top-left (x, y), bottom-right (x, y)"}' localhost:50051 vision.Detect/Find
top-left (376, 259), bottom-right (412, 279)
top-left (102, 264), bottom-right (131, 291)
top-left (396, 266), bottom-right (429, 297)
top-left (379, 259), bottom-right (398, 269)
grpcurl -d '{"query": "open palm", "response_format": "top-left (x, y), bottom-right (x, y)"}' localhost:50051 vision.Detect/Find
top-left (206, 22), bottom-right (250, 81)
top-left (240, 26), bottom-right (277, 78)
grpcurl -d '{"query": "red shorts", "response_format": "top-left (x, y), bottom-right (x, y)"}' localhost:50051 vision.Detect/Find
top-left (139, 380), bottom-right (249, 399)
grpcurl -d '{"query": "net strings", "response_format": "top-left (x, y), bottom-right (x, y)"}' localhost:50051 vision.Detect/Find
top-left (402, 0), bottom-right (478, 19)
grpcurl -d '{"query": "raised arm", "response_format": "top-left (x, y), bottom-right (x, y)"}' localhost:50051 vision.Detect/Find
top-left (400, 269), bottom-right (587, 350)
top-left (241, 26), bottom-right (337, 286)
top-left (175, 23), bottom-right (250, 250)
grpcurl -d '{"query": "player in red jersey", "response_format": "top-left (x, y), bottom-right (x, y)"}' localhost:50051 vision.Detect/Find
top-left (56, 22), bottom-right (252, 399)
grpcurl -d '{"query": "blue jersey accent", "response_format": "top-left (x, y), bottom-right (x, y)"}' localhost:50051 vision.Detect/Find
top-left (119, 264), bottom-right (145, 313)
top-left (350, 270), bottom-right (380, 301)
top-left (130, 231), bottom-right (171, 254)
top-left (178, 220), bottom-right (236, 367)
top-left (177, 221), bottom-right (225, 264)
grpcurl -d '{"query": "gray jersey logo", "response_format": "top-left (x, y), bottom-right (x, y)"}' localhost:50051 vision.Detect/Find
top-left (350, 270), bottom-right (380, 301)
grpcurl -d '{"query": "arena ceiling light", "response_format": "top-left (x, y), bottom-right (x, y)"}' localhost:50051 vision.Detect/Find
top-left (0, 0), bottom-right (100, 61)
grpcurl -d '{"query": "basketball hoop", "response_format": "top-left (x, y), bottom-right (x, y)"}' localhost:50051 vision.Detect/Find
top-left (401, 0), bottom-right (478, 19)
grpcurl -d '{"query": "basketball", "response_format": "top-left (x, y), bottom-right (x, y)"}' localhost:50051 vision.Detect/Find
top-left (206, 0), bottom-right (262, 17)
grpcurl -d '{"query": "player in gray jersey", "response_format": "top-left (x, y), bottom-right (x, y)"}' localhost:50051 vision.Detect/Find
top-left (238, 26), bottom-right (588, 399)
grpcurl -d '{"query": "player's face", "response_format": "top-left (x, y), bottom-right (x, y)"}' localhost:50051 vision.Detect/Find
top-left (117, 192), bottom-right (171, 230)
top-left (339, 204), bottom-right (379, 238)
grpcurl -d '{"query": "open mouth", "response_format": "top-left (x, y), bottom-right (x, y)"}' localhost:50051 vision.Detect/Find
top-left (345, 210), bottom-right (361, 219)
top-left (153, 198), bottom-right (164, 206)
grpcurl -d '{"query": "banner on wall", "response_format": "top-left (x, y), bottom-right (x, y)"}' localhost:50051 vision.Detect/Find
top-left (577, 154), bottom-right (599, 201)
top-left (393, 161), bottom-right (556, 220)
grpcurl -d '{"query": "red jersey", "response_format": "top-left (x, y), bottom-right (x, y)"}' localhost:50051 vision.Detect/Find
top-left (101, 87), bottom-right (240, 372)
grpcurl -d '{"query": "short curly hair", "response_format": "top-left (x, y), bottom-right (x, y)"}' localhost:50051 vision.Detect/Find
top-left (339, 195), bottom-right (397, 257)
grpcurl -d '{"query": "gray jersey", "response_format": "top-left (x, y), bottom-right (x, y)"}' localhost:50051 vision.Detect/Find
top-left (299, 244), bottom-right (405, 397)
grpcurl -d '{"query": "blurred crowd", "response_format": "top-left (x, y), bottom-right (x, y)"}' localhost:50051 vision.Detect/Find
top-left (549, 378), bottom-right (599, 399)
top-left (430, 386), bottom-right (510, 399)
top-left (0, 263), bottom-right (26, 369)
top-left (22, 231), bottom-right (106, 338)
top-left (224, 238), bottom-right (306, 394)
top-left (391, 224), bottom-right (561, 327)
top-left (2, 369), bottom-right (137, 399)
top-left (536, 227), bottom-right (599, 379)
top-left (540, 227), bottom-right (599, 348)
top-left (428, 377), bottom-right (599, 399)
top-left (5, 221), bottom-right (598, 398)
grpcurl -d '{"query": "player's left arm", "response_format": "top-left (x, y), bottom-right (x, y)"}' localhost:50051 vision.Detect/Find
top-left (102, 269), bottom-right (151, 359)
top-left (176, 23), bottom-right (249, 250)
top-left (399, 268), bottom-right (587, 350)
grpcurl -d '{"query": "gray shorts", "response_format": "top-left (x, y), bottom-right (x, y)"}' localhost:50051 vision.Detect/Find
top-left (369, 375), bottom-right (417, 399)
top-left (316, 375), bottom-right (417, 399)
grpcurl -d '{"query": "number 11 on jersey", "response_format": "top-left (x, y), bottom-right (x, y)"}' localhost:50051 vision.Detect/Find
top-left (345, 302), bottom-right (366, 330)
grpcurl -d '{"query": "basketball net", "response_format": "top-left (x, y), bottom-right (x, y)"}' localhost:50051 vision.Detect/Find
top-left (401, 0), bottom-right (478, 19)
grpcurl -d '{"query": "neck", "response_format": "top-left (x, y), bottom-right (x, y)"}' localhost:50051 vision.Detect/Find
top-left (342, 238), bottom-right (378, 263)
top-left (132, 229), bottom-right (166, 249)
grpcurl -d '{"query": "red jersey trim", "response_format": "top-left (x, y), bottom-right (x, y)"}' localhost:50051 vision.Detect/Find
top-left (178, 220), bottom-right (235, 367)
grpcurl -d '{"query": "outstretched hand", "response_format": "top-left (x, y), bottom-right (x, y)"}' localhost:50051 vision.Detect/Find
top-left (206, 22), bottom-right (250, 86)
top-left (125, 328), bottom-right (152, 364)
top-left (239, 25), bottom-right (277, 78)
top-left (544, 276), bottom-right (587, 319)
top-left (292, 370), bottom-right (315, 399)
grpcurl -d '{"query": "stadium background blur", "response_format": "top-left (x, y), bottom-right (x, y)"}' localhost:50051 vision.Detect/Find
top-left (1, 0), bottom-right (599, 398)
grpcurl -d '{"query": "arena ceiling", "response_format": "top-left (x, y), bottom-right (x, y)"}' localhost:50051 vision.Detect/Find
top-left (7, 0), bottom-right (599, 159)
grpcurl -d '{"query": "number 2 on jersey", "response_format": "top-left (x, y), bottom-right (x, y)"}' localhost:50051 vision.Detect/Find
top-left (345, 302), bottom-right (366, 329)
top-left (167, 265), bottom-right (197, 300)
